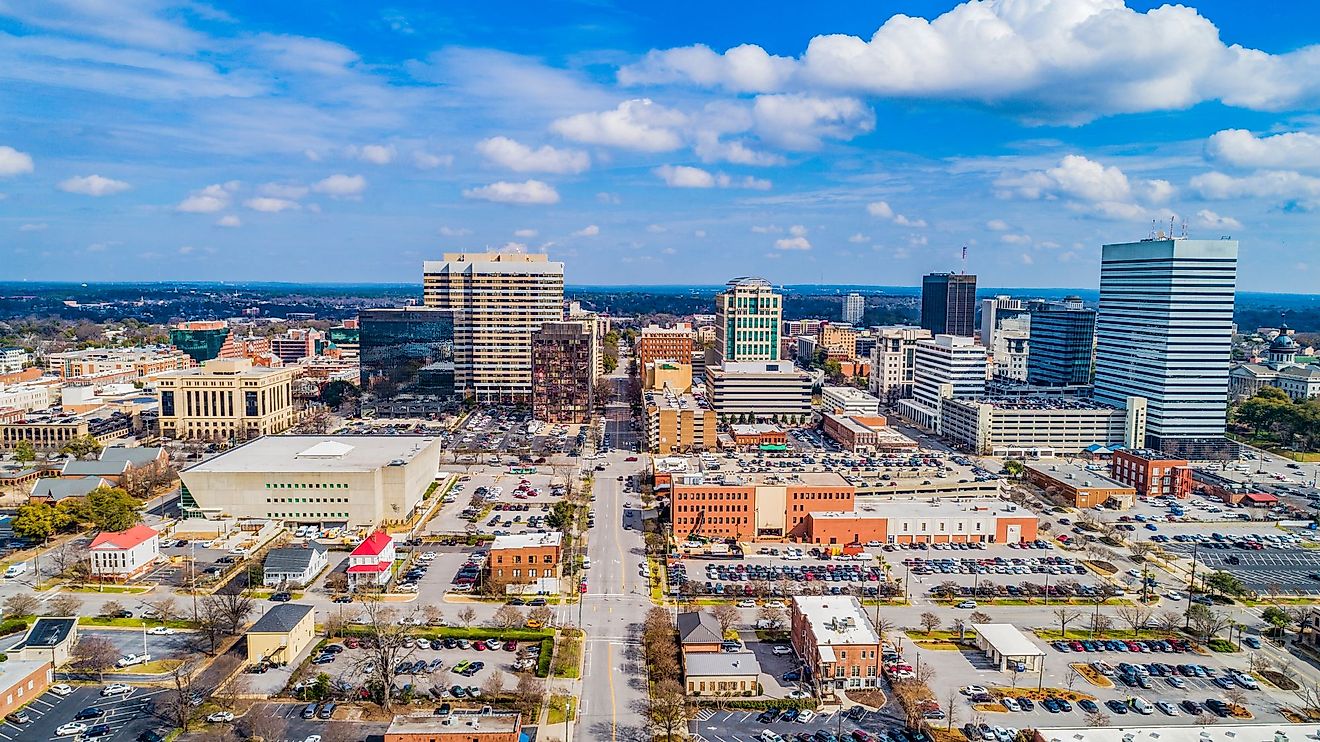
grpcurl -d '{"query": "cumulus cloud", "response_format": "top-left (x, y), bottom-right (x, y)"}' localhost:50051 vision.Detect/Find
top-left (774, 235), bottom-right (811, 250)
top-left (986, 219), bottom-right (1010, 231)
top-left (244, 197), bottom-right (300, 213)
top-left (216, 215), bottom-right (241, 228)
top-left (551, 98), bottom-right (685, 152)
top-left (462, 179), bottom-right (560, 205)
top-left (353, 144), bottom-right (396, 165)
top-left (477, 136), bottom-right (590, 174)
top-left (866, 200), bottom-right (926, 227)
top-left (513, 228), bottom-right (538, 238)
top-left (258, 182), bottom-right (309, 199)
top-left (597, 192), bottom-right (621, 205)
top-left (177, 182), bottom-right (241, 213)
top-left (996, 154), bottom-right (1165, 220)
top-left (653, 165), bottom-right (770, 189)
top-left (848, 233), bottom-right (869, 243)
top-left (312, 174), bottom-right (366, 198)
top-left (618, 0), bottom-right (1320, 122)
top-left (572, 225), bottom-right (600, 237)
top-left (693, 132), bottom-right (785, 166)
top-left (0, 146), bottom-right (34, 177)
top-left (18, 223), bottom-right (46, 231)
top-left (1191, 169), bottom-right (1320, 200)
top-left (58, 174), bottom-right (130, 196)
top-left (751, 94), bottom-right (874, 150)
top-left (413, 151), bottom-right (453, 170)
top-left (1206, 129), bottom-right (1320, 170)
top-left (439, 226), bottom-right (473, 236)
top-left (1000, 233), bottom-right (1031, 245)
top-left (1194, 209), bottom-right (1242, 230)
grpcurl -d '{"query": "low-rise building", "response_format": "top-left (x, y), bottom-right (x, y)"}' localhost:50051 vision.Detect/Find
top-left (677, 611), bottom-right (724, 654)
top-left (821, 386), bottom-right (881, 416)
top-left (346, 530), bottom-right (396, 590)
top-left (48, 346), bottom-right (192, 383)
top-left (670, 470), bottom-right (854, 542)
top-left (684, 652), bottom-right (761, 697)
top-left (939, 396), bottom-right (1146, 457)
top-left (1024, 461), bottom-right (1136, 510)
top-left (489, 531), bottom-right (562, 593)
top-left (29, 477), bottom-right (109, 505)
top-left (803, 498), bottom-right (1037, 546)
top-left (728, 423), bottom-right (786, 450)
top-left (972, 623), bottom-right (1045, 672)
top-left (262, 543), bottom-right (329, 587)
top-left (155, 358), bottom-right (297, 441)
top-left (1110, 448), bottom-right (1191, 499)
top-left (643, 386), bottom-right (716, 453)
top-left (12, 617), bottom-right (78, 666)
top-left (246, 603), bottom-right (315, 665)
top-left (820, 412), bottom-right (917, 453)
top-left (89, 524), bottom-right (160, 582)
top-left (385, 710), bottom-right (523, 742)
top-left (644, 360), bottom-right (693, 393)
top-left (705, 361), bottom-right (812, 423)
top-left (789, 595), bottom-right (880, 692)
top-left (0, 660), bottom-right (52, 720)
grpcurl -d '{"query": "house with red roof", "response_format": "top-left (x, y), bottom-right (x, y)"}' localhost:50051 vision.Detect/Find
top-left (347, 530), bottom-right (395, 590)
top-left (89, 524), bottom-right (160, 582)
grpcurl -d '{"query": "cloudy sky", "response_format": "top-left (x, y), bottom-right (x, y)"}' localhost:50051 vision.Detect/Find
top-left (2, 0), bottom-right (1319, 290)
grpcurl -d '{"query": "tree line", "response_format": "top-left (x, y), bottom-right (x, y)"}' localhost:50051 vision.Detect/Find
top-left (1232, 386), bottom-right (1320, 452)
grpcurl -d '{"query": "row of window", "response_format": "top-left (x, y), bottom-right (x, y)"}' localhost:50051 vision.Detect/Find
top-left (267, 498), bottom-right (349, 504)
top-left (266, 482), bottom-right (349, 489)
top-left (268, 512), bottom-right (349, 519)
top-left (493, 554), bottom-right (556, 564)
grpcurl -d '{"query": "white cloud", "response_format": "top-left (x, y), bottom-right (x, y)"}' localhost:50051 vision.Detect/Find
top-left (1194, 209), bottom-right (1242, 230)
top-left (244, 197), bottom-right (300, 213)
top-left (551, 99), bottom-right (685, 152)
top-left (867, 200), bottom-right (925, 227)
top-left (462, 179), bottom-right (560, 205)
top-left (1191, 169), bottom-right (1320, 200)
top-left (412, 151), bottom-right (453, 170)
top-left (1001, 233), bottom-right (1031, 245)
top-left (513, 228), bottom-right (538, 238)
top-left (788, 224), bottom-right (808, 237)
top-left (1141, 179), bottom-right (1176, 204)
top-left (774, 236), bottom-right (811, 251)
top-left (177, 245), bottom-right (195, 255)
top-left (893, 214), bottom-right (927, 228)
top-left (258, 182), bottom-right (309, 199)
top-left (572, 225), bottom-right (600, 237)
top-left (751, 94), bottom-right (874, 150)
top-left (739, 176), bottom-right (772, 190)
top-left (619, 1), bottom-right (1320, 122)
top-left (354, 144), bottom-right (396, 165)
top-left (1019, 253), bottom-right (1035, 265)
top-left (177, 183), bottom-right (238, 213)
top-left (847, 233), bottom-right (869, 243)
top-left (694, 229), bottom-right (707, 238)
top-left (654, 165), bottom-right (769, 189)
top-left (996, 155), bottom-right (1161, 220)
top-left (477, 136), bottom-right (590, 174)
top-left (0, 146), bottom-right (34, 177)
top-left (216, 215), bottom-right (241, 228)
top-left (596, 192), bottom-right (621, 205)
top-left (646, 224), bottom-right (667, 233)
top-left (58, 174), bottom-right (129, 196)
top-left (692, 132), bottom-right (785, 166)
top-left (750, 225), bottom-right (782, 234)
top-left (986, 219), bottom-right (1010, 231)
top-left (439, 226), bottom-right (473, 236)
top-left (18, 223), bottom-right (46, 231)
top-left (1207, 129), bottom-right (1320, 170)
top-left (312, 174), bottom-right (366, 198)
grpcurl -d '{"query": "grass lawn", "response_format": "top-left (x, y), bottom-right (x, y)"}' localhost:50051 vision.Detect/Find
top-left (905, 630), bottom-right (969, 641)
top-left (78, 617), bottom-right (196, 629)
top-left (1034, 628), bottom-right (1177, 642)
top-left (63, 585), bottom-right (153, 594)
top-left (1207, 638), bottom-right (1239, 653)
top-left (547, 694), bottom-right (577, 725)
top-left (109, 658), bottom-right (183, 675)
top-left (248, 590), bottom-right (304, 600)
top-left (552, 633), bottom-right (582, 679)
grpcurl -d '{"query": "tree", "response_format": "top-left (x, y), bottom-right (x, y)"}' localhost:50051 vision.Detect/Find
top-left (950, 617), bottom-right (967, 641)
top-left (1224, 687), bottom-right (1247, 712)
top-left (1090, 612), bottom-right (1113, 637)
top-left (3, 593), bottom-right (38, 618)
top-left (1084, 711), bottom-right (1110, 727)
top-left (1053, 608), bottom-right (1082, 638)
top-left (646, 678), bottom-right (688, 742)
top-left (163, 665), bottom-right (197, 733)
top-left (1186, 604), bottom-right (1232, 644)
top-left (71, 636), bottom-right (119, 680)
top-left (481, 671), bottom-right (507, 698)
top-left (203, 582), bottom-right (254, 635)
top-left (422, 604), bottom-right (445, 626)
top-left (514, 673), bottom-right (546, 720)
top-left (48, 542), bottom-right (85, 579)
top-left (77, 486), bottom-right (142, 533)
top-left (712, 604), bottom-right (740, 635)
top-left (12, 502), bottom-right (59, 542)
top-left (968, 611), bottom-right (992, 625)
top-left (757, 604), bottom-right (786, 630)
top-left (1262, 606), bottom-right (1293, 635)
top-left (457, 606), bottom-right (476, 627)
top-left (45, 595), bottom-right (82, 616)
top-left (100, 600), bottom-right (126, 618)
top-left (492, 605), bottom-right (524, 629)
top-left (919, 612), bottom-right (941, 634)
top-left (1155, 611), bottom-right (1183, 633)
top-left (352, 600), bottom-right (419, 712)
top-left (59, 434), bottom-right (103, 460)
top-left (12, 440), bottom-right (36, 468)
top-left (1115, 604), bottom-right (1154, 636)
top-left (146, 596), bottom-right (182, 622)
top-left (121, 459), bottom-right (178, 501)
top-left (1204, 570), bottom-right (1246, 598)
top-left (528, 606), bottom-right (553, 627)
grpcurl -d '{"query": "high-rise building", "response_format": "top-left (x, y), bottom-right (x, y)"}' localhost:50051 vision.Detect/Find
top-left (979, 295), bottom-right (1026, 346)
top-left (531, 321), bottom-right (596, 423)
top-left (636, 323), bottom-right (695, 370)
top-left (1093, 238), bottom-right (1238, 456)
top-left (1027, 298), bottom-right (1096, 387)
top-left (843, 293), bottom-right (864, 325)
top-left (327, 320), bottom-right (360, 360)
top-left (921, 273), bottom-right (977, 337)
top-left (358, 308), bottom-right (456, 407)
top-left (269, 328), bottom-right (324, 364)
top-left (422, 252), bottom-right (565, 404)
top-left (867, 326), bottom-right (933, 403)
top-left (897, 334), bottom-right (988, 431)
top-left (170, 321), bottom-right (240, 364)
top-left (991, 321), bottom-right (1030, 381)
top-left (713, 277), bottom-right (781, 365)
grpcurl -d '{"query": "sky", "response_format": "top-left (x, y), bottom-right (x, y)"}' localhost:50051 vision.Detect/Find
top-left (2, 0), bottom-right (1319, 291)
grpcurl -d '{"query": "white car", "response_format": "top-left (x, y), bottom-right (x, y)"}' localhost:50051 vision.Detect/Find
top-left (795, 710), bottom-right (816, 724)
top-left (101, 683), bottom-right (132, 696)
top-left (147, 626), bottom-right (175, 635)
top-left (737, 599), bottom-right (757, 608)
top-left (56, 722), bottom-right (88, 736)
top-left (115, 653), bottom-right (151, 668)
top-left (961, 685), bottom-right (989, 696)
top-left (957, 600), bottom-right (977, 609)
top-left (419, 552), bottom-right (438, 560)
top-left (771, 645), bottom-right (793, 656)
top-left (786, 689), bottom-right (810, 699)
top-left (50, 683), bottom-right (73, 696)
top-left (396, 583), bottom-right (419, 593)
top-left (207, 711), bottom-right (235, 723)
top-left (304, 737), bottom-right (322, 742)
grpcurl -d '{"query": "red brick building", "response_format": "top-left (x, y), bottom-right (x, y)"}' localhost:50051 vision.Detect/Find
top-left (488, 532), bottom-right (562, 587)
top-left (671, 472), bottom-right (855, 542)
top-left (790, 595), bottom-right (880, 693)
top-left (636, 323), bottom-right (695, 370)
top-left (1110, 449), bottom-right (1192, 498)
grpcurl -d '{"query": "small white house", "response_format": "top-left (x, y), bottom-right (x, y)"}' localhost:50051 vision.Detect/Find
top-left (346, 530), bottom-right (395, 590)
top-left (262, 543), bottom-right (329, 587)
top-left (89, 525), bottom-right (160, 582)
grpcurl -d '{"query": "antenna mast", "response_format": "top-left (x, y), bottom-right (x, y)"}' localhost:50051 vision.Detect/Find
top-left (961, 244), bottom-right (968, 275)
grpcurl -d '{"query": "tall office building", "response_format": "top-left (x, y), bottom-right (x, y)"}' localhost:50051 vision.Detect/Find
top-left (1093, 238), bottom-right (1238, 456)
top-left (156, 358), bottom-right (296, 441)
top-left (921, 273), bottom-right (977, 337)
top-left (170, 321), bottom-right (240, 364)
top-left (1027, 298), bottom-right (1096, 387)
top-left (843, 293), bottom-right (864, 325)
top-left (531, 321), bottom-right (597, 423)
top-left (897, 334), bottom-right (988, 431)
top-left (358, 307), bottom-right (456, 406)
top-left (979, 295), bottom-right (1026, 346)
top-left (867, 326), bottom-right (932, 402)
top-left (422, 253), bottom-right (565, 404)
top-left (713, 277), bottom-right (781, 365)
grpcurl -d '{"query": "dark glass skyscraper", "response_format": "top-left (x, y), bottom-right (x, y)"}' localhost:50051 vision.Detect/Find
top-left (1027, 299), bottom-right (1096, 386)
top-left (358, 308), bottom-right (455, 404)
top-left (920, 273), bottom-right (977, 337)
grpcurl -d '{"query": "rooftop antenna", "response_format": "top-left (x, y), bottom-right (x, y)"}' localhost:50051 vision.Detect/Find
top-left (1169, 216), bottom-right (1176, 239)
top-left (960, 244), bottom-right (968, 275)
top-left (1148, 219), bottom-right (1157, 240)
top-left (1180, 218), bottom-right (1188, 238)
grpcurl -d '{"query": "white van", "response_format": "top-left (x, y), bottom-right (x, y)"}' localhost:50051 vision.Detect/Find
top-left (3, 562), bottom-right (27, 578)
top-left (760, 731), bottom-right (784, 742)
top-left (581, 557), bottom-right (592, 570)
top-left (1130, 696), bottom-right (1154, 715)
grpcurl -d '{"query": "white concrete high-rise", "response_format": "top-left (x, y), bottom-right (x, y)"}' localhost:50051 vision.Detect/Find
top-left (1093, 238), bottom-right (1238, 455)
top-left (896, 334), bottom-right (988, 431)
top-left (843, 293), bottom-right (864, 325)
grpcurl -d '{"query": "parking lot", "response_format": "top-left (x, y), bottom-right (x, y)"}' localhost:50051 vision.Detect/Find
top-left (691, 703), bottom-right (906, 742)
top-left (1185, 547), bottom-right (1320, 595)
top-left (209, 701), bottom-right (390, 742)
top-left (670, 552), bottom-right (902, 601)
top-left (5, 684), bottom-right (172, 742)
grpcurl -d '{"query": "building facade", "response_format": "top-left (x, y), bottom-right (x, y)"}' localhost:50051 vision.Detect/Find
top-left (47, 347), bottom-right (191, 381)
top-left (713, 277), bottom-right (781, 365)
top-left (89, 524), bottom-right (159, 581)
top-left (921, 273), bottom-right (977, 337)
top-left (169, 321), bottom-right (239, 364)
top-left (670, 472), bottom-right (854, 542)
top-left (246, 603), bottom-right (315, 665)
top-left (422, 252), bottom-right (565, 403)
top-left (868, 326), bottom-right (933, 403)
top-left (821, 386), bottom-right (882, 416)
top-left (636, 323), bottom-right (695, 370)
top-left (531, 321), bottom-right (596, 423)
top-left (1093, 238), bottom-right (1238, 457)
top-left (843, 293), bottom-right (864, 325)
top-left (980, 296), bottom-right (1026, 347)
top-left (790, 596), bottom-right (881, 692)
top-left (1024, 461), bottom-right (1137, 509)
top-left (0, 661), bottom-right (52, 721)
top-left (939, 396), bottom-right (1146, 457)
top-left (644, 387), bottom-right (717, 453)
top-left (704, 361), bottom-right (812, 422)
top-left (818, 324), bottom-right (858, 360)
top-left (347, 530), bottom-right (396, 590)
top-left (802, 499), bottom-right (1038, 545)
top-left (155, 358), bottom-right (297, 441)
top-left (1110, 449), bottom-right (1192, 499)
top-left (489, 532), bottom-right (562, 590)
top-left (897, 334), bottom-right (988, 430)
top-left (1027, 300), bottom-right (1095, 386)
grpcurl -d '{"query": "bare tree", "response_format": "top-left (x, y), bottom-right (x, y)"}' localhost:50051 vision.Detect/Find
top-left (239, 709), bottom-right (287, 742)
top-left (210, 656), bottom-right (247, 710)
top-left (756, 604), bottom-right (786, 630)
top-left (99, 600), bottom-right (126, 618)
top-left (1115, 604), bottom-right (1154, 636)
top-left (203, 582), bottom-right (254, 635)
top-left (422, 604), bottom-right (445, 626)
top-left (44, 595), bottom-right (82, 616)
top-left (351, 599), bottom-right (418, 712)
top-left (514, 674), bottom-right (547, 720)
top-left (945, 686), bottom-right (961, 731)
top-left (492, 605), bottom-right (525, 629)
top-left (3, 593), bottom-right (38, 618)
top-left (1155, 610), bottom-right (1183, 633)
top-left (528, 606), bottom-right (554, 627)
top-left (920, 612), bottom-right (941, 634)
top-left (1053, 608), bottom-right (1082, 638)
top-left (968, 611), bottom-right (992, 625)
top-left (70, 636), bottom-right (119, 680)
top-left (1194, 712), bottom-right (1219, 726)
top-left (48, 543), bottom-right (83, 579)
top-left (162, 665), bottom-right (197, 733)
top-left (1224, 687), bottom-right (1247, 713)
top-left (711, 604), bottom-right (740, 635)
top-left (1084, 711), bottom-right (1110, 727)
top-left (646, 678), bottom-right (689, 742)
top-left (481, 671), bottom-right (507, 698)
top-left (1090, 612), bottom-right (1113, 637)
top-left (457, 606), bottom-right (476, 627)
top-left (146, 596), bottom-right (182, 622)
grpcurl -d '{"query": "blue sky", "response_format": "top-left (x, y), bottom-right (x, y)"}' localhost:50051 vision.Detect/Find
top-left (2, 1), bottom-right (1319, 291)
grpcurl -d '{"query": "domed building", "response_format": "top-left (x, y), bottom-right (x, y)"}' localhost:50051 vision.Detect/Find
top-left (1230, 325), bottom-right (1320, 401)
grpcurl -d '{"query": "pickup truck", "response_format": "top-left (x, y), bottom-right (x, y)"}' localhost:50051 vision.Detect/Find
top-left (115, 654), bottom-right (152, 668)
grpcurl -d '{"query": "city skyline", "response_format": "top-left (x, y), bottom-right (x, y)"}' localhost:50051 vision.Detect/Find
top-left (2, 2), bottom-right (1320, 291)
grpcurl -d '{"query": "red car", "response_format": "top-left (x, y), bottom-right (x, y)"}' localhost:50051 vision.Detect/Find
top-left (625, 456), bottom-right (638, 462)
top-left (578, 581), bottom-right (588, 593)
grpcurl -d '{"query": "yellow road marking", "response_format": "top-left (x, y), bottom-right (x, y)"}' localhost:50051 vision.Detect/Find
top-left (608, 641), bottom-right (617, 742)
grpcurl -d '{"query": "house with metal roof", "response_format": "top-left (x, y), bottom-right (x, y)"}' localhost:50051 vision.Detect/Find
top-left (262, 542), bottom-right (329, 587)
top-left (677, 611), bottom-right (724, 654)
top-left (29, 476), bottom-right (109, 504)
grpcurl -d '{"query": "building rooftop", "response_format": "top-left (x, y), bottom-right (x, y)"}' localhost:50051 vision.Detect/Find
top-left (61, 459), bottom-right (130, 477)
top-left (386, 710), bottom-right (522, 736)
top-left (677, 611), bottom-right (724, 645)
top-left (0, 659), bottom-right (51, 688)
top-left (30, 477), bottom-right (108, 501)
top-left (713, 361), bottom-right (807, 375)
top-left (730, 423), bottom-right (781, 435)
top-left (822, 386), bottom-right (880, 402)
top-left (99, 446), bottom-right (164, 467)
top-left (248, 603), bottom-right (314, 634)
top-left (674, 468), bottom-right (852, 489)
top-left (792, 595), bottom-right (879, 646)
top-left (89, 524), bottom-right (158, 551)
top-left (186, 435), bottom-right (438, 474)
top-left (1034, 724), bottom-right (1319, 742)
top-left (958, 396), bottom-right (1119, 411)
top-left (18, 617), bottom-right (76, 650)
top-left (264, 543), bottom-right (327, 573)
top-left (1115, 448), bottom-right (1185, 462)
top-left (685, 651), bottom-right (761, 677)
top-left (1025, 460), bottom-right (1131, 490)
top-left (491, 531), bottom-right (563, 550)
top-left (973, 623), bottom-right (1046, 657)
top-left (350, 530), bottom-right (394, 558)
top-left (813, 497), bottom-right (1026, 520)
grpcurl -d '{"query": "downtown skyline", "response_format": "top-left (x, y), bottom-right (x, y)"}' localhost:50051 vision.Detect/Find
top-left (2, 1), bottom-right (1320, 291)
